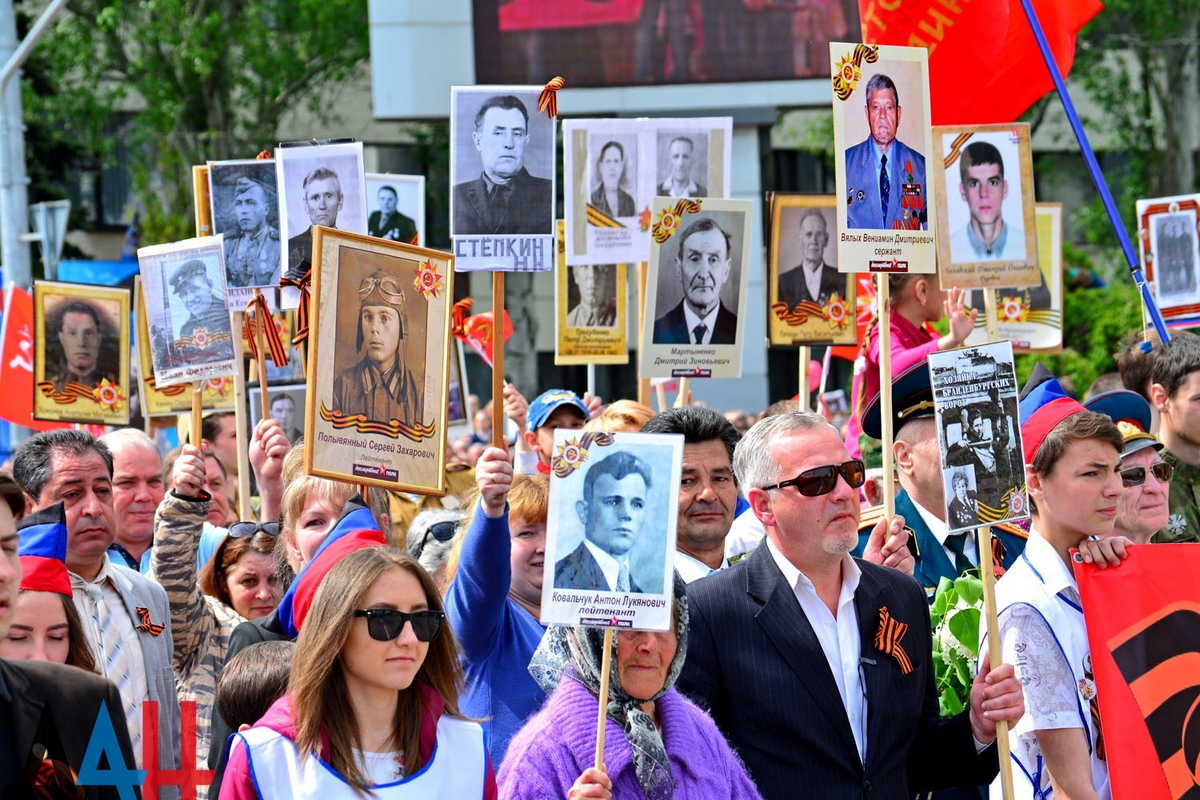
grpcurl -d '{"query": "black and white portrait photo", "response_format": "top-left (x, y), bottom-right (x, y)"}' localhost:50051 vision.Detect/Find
top-left (655, 131), bottom-right (709, 199)
top-left (588, 134), bottom-right (638, 223)
top-left (450, 87), bottom-right (555, 237)
top-left (566, 263), bottom-right (618, 328)
top-left (1153, 211), bottom-right (1200, 301)
top-left (250, 384), bottom-right (306, 446)
top-left (208, 159), bottom-right (282, 295)
top-left (366, 173), bottom-right (425, 247)
top-left (276, 141), bottom-right (367, 281)
top-left (652, 213), bottom-right (743, 345)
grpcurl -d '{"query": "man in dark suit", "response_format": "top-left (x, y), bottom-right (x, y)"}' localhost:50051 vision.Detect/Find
top-left (452, 94), bottom-right (553, 236)
top-left (368, 184), bottom-right (417, 244)
top-left (778, 209), bottom-right (844, 308)
top-left (844, 73), bottom-right (928, 231)
top-left (0, 474), bottom-right (139, 797)
top-left (678, 412), bottom-right (1024, 800)
top-left (554, 451), bottom-right (650, 593)
top-left (285, 166), bottom-right (343, 280)
top-left (652, 217), bottom-right (739, 345)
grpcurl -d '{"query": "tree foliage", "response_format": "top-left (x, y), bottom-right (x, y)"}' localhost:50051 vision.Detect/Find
top-left (32, 0), bottom-right (370, 243)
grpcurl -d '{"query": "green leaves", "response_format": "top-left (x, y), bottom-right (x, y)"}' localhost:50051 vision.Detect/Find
top-left (931, 572), bottom-right (985, 718)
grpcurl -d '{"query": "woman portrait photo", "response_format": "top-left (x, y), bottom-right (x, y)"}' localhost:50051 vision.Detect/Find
top-left (589, 139), bottom-right (637, 223)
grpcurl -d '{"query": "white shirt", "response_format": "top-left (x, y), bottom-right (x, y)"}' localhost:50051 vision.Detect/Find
top-left (674, 550), bottom-right (728, 583)
top-left (803, 262), bottom-right (824, 304)
top-left (584, 539), bottom-right (630, 591)
top-left (766, 537), bottom-right (867, 763)
top-left (724, 508), bottom-right (765, 561)
top-left (910, 496), bottom-right (979, 566)
top-left (681, 302), bottom-right (720, 345)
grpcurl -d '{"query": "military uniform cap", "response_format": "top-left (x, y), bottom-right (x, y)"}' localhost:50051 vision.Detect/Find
top-left (231, 173), bottom-right (276, 200)
top-left (861, 359), bottom-right (936, 440)
top-left (169, 259), bottom-right (210, 291)
top-left (1083, 388), bottom-right (1161, 458)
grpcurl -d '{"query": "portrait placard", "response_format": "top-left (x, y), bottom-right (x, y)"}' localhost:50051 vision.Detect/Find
top-left (639, 197), bottom-right (752, 379)
top-left (555, 220), bottom-right (629, 366)
top-left (305, 228), bottom-right (453, 495)
top-left (32, 281), bottom-right (131, 425)
top-left (928, 341), bottom-right (1029, 534)
top-left (450, 85), bottom-right (556, 271)
top-left (932, 124), bottom-right (1039, 289)
top-left (767, 194), bottom-right (857, 346)
top-left (137, 236), bottom-right (238, 388)
top-left (447, 339), bottom-right (471, 438)
top-left (366, 172), bottom-right (426, 248)
top-left (831, 43), bottom-right (936, 274)
top-left (1136, 192), bottom-right (1200, 328)
top-left (276, 141), bottom-right (368, 285)
top-left (249, 383), bottom-right (306, 445)
top-left (964, 204), bottom-right (1063, 354)
top-left (562, 117), bottom-right (734, 265)
top-left (208, 158), bottom-right (283, 307)
top-left (541, 429), bottom-right (683, 631)
top-left (134, 277), bottom-right (234, 417)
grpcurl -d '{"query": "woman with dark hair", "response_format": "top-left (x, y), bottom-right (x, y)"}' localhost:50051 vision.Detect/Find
top-left (221, 547), bottom-right (495, 798)
top-left (589, 141), bottom-right (636, 220)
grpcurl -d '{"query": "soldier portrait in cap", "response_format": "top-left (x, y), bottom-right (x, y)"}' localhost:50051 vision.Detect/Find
top-left (169, 259), bottom-right (236, 362)
top-left (209, 159), bottom-right (282, 292)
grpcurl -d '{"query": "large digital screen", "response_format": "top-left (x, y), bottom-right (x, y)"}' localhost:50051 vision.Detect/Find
top-left (473, 0), bottom-right (853, 87)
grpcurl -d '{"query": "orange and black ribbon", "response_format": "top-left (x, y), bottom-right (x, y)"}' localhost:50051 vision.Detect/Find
top-left (538, 76), bottom-right (565, 119)
top-left (135, 606), bottom-right (165, 637)
top-left (144, 375), bottom-right (188, 397)
top-left (451, 297), bottom-right (474, 338)
top-left (36, 381), bottom-right (95, 405)
top-left (243, 293), bottom-right (288, 367)
top-left (279, 269), bottom-right (311, 347)
top-left (874, 606), bottom-right (913, 675)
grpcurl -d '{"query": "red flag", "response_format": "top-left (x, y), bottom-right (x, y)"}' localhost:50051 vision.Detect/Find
top-left (455, 311), bottom-right (514, 368)
top-left (0, 286), bottom-right (70, 432)
top-left (1077, 544), bottom-right (1200, 800)
top-left (860, 0), bottom-right (1102, 125)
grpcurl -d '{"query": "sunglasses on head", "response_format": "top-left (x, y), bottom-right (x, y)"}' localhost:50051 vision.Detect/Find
top-left (228, 521), bottom-right (280, 538)
top-left (1120, 461), bottom-right (1173, 488)
top-left (353, 608), bottom-right (444, 643)
top-left (762, 459), bottom-right (867, 497)
top-left (412, 520), bottom-right (458, 559)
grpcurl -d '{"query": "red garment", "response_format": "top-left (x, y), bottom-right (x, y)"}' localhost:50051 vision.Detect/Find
top-left (219, 682), bottom-right (497, 800)
top-left (846, 314), bottom-right (939, 456)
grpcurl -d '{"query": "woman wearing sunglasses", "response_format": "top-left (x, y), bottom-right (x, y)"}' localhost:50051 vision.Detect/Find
top-left (499, 574), bottom-right (761, 800)
top-left (221, 546), bottom-right (496, 799)
top-left (153, 444), bottom-right (283, 772)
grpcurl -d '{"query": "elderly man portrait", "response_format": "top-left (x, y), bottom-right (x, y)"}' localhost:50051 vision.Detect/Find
top-left (844, 73), bottom-right (928, 230)
top-left (657, 135), bottom-right (708, 199)
top-left (949, 141), bottom-right (1025, 262)
top-left (222, 174), bottom-right (281, 288)
top-left (46, 299), bottom-right (116, 391)
top-left (678, 412), bottom-right (1025, 800)
top-left (268, 393), bottom-right (304, 445)
top-left (652, 217), bottom-right (738, 345)
top-left (554, 450), bottom-right (652, 593)
top-left (170, 260), bottom-right (235, 360)
top-left (368, 184), bottom-right (417, 244)
top-left (285, 166), bottom-right (344, 280)
top-left (589, 140), bottom-right (636, 221)
top-left (453, 94), bottom-right (553, 236)
top-left (11, 430), bottom-right (181, 784)
top-left (777, 209), bottom-right (843, 308)
top-left (332, 269), bottom-right (423, 427)
top-left (566, 263), bottom-right (617, 328)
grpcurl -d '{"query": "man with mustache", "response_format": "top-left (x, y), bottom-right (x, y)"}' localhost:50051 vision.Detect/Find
top-left (285, 166), bottom-right (344, 281)
top-left (554, 451), bottom-right (650, 593)
top-left (949, 141), bottom-right (1024, 261)
top-left (652, 216), bottom-right (738, 345)
top-left (844, 73), bottom-right (928, 231)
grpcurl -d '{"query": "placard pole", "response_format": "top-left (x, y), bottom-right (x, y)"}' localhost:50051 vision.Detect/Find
top-left (798, 346), bottom-right (811, 412)
top-left (594, 628), bottom-right (614, 769)
top-left (878, 276), bottom-right (895, 520)
top-left (637, 262), bottom-right (650, 407)
top-left (231, 310), bottom-right (252, 521)
top-left (492, 273), bottom-right (506, 450)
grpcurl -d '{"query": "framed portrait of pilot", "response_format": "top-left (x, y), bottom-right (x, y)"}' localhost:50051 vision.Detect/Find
top-left (540, 429), bottom-right (683, 631)
top-left (276, 140), bottom-right (367, 285)
top-left (365, 173), bottom-right (425, 248)
top-left (450, 85), bottom-right (555, 271)
top-left (134, 276), bottom-right (235, 417)
top-left (831, 42), bottom-right (936, 275)
top-left (768, 194), bottom-right (856, 346)
top-left (640, 197), bottom-right (753, 379)
top-left (32, 280), bottom-right (131, 426)
top-left (1137, 192), bottom-right (1200, 325)
top-left (137, 235), bottom-right (238, 388)
top-left (305, 228), bottom-right (454, 494)
top-left (932, 123), bottom-right (1039, 290)
top-left (208, 158), bottom-right (283, 307)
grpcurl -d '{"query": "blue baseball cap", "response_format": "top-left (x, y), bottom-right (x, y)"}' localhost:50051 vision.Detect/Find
top-left (526, 389), bottom-right (589, 432)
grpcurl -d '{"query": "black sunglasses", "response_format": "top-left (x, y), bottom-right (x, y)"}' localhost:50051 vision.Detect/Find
top-left (1120, 461), bottom-right (1173, 488)
top-left (762, 460), bottom-right (867, 497)
top-left (229, 521), bottom-right (280, 538)
top-left (412, 520), bottom-right (458, 559)
top-left (354, 608), bottom-right (445, 643)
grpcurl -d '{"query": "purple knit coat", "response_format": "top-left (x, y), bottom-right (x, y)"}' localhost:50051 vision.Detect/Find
top-left (497, 674), bottom-right (762, 800)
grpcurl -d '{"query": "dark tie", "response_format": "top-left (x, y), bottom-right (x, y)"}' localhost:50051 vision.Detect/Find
top-left (945, 533), bottom-right (974, 576)
top-left (692, 324), bottom-right (708, 344)
top-left (879, 153), bottom-right (890, 224)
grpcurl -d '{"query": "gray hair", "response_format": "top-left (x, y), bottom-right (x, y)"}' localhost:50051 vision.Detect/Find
top-left (795, 209), bottom-right (829, 235)
top-left (99, 428), bottom-right (162, 464)
top-left (12, 429), bottom-right (114, 502)
top-left (733, 412), bottom-right (837, 489)
top-left (864, 73), bottom-right (899, 107)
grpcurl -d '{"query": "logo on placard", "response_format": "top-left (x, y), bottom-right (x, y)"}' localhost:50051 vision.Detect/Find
top-left (671, 368), bottom-right (712, 378)
top-left (353, 462), bottom-right (399, 482)
top-left (869, 259), bottom-right (909, 273)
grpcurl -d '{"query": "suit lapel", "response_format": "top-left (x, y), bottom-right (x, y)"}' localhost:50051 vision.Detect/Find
top-left (466, 180), bottom-right (493, 232)
top-left (855, 145), bottom-right (882, 226)
top-left (744, 547), bottom-right (860, 759)
top-left (896, 492), bottom-right (955, 591)
top-left (852, 568), bottom-right (893, 766)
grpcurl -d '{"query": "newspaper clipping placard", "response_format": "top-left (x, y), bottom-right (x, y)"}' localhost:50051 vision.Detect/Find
top-left (928, 341), bottom-right (1029, 534)
top-left (541, 430), bottom-right (683, 631)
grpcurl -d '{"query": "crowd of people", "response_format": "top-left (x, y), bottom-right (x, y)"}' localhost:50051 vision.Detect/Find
top-left (5, 276), bottom-right (1195, 800)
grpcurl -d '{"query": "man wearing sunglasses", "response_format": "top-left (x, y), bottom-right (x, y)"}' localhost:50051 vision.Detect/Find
top-left (678, 412), bottom-right (1025, 800)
